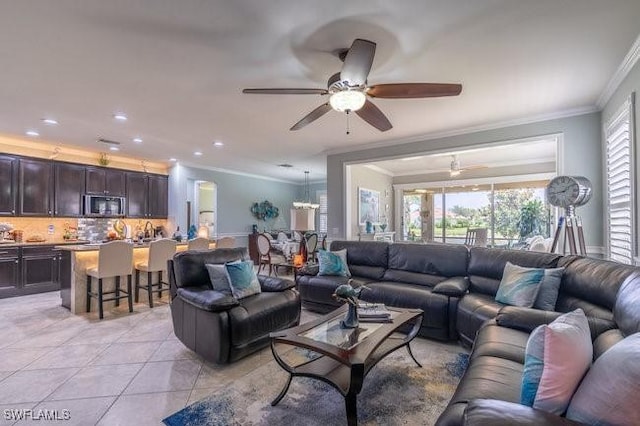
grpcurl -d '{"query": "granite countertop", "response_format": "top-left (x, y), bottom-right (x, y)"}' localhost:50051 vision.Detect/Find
top-left (0, 240), bottom-right (90, 248)
top-left (56, 241), bottom-right (190, 251)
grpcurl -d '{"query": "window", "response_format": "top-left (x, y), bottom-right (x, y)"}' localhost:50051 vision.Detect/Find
top-left (317, 190), bottom-right (328, 234)
top-left (605, 95), bottom-right (635, 264)
top-left (403, 180), bottom-right (551, 247)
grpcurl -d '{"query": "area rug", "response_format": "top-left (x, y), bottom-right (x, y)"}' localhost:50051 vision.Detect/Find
top-left (164, 340), bottom-right (469, 426)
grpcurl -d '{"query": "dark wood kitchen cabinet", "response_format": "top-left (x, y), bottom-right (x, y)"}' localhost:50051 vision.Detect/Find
top-left (21, 246), bottom-right (60, 294)
top-left (19, 158), bottom-right (53, 216)
top-left (148, 175), bottom-right (168, 218)
top-left (126, 172), bottom-right (168, 218)
top-left (0, 155), bottom-right (18, 216)
top-left (0, 246), bottom-right (61, 299)
top-left (86, 167), bottom-right (126, 196)
top-left (54, 162), bottom-right (86, 217)
top-left (0, 248), bottom-right (20, 298)
top-left (126, 172), bottom-right (148, 218)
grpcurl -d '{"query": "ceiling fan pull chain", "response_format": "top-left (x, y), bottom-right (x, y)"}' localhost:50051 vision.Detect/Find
top-left (346, 110), bottom-right (351, 135)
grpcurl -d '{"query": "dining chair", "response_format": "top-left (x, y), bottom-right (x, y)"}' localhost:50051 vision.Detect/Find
top-left (256, 233), bottom-right (284, 276)
top-left (305, 233), bottom-right (318, 262)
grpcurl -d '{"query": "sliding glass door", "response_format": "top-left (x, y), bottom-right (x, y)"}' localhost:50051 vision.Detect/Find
top-left (402, 180), bottom-right (550, 247)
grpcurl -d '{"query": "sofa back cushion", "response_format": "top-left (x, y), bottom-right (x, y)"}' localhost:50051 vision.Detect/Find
top-left (555, 256), bottom-right (637, 323)
top-left (467, 247), bottom-right (562, 296)
top-left (172, 248), bottom-right (248, 289)
top-left (382, 243), bottom-right (468, 287)
top-left (329, 240), bottom-right (389, 280)
top-left (613, 273), bottom-right (640, 337)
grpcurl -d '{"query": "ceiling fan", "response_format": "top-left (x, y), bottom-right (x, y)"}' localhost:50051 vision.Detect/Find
top-left (242, 39), bottom-right (462, 132)
top-left (449, 155), bottom-right (488, 177)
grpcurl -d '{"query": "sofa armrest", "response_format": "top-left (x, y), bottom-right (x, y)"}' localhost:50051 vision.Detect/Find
top-left (258, 275), bottom-right (296, 292)
top-left (497, 306), bottom-right (618, 339)
top-left (432, 276), bottom-right (469, 297)
top-left (297, 263), bottom-right (319, 276)
top-left (464, 399), bottom-right (584, 426)
top-left (177, 286), bottom-right (239, 312)
top-left (496, 306), bottom-right (562, 333)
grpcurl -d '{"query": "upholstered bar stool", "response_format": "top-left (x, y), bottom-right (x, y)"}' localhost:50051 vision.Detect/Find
top-left (187, 237), bottom-right (210, 250)
top-left (86, 240), bottom-right (134, 319)
top-left (216, 236), bottom-right (235, 248)
top-left (135, 238), bottom-right (177, 308)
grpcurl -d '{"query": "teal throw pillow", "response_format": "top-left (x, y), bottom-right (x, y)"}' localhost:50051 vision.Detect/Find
top-left (533, 267), bottom-right (565, 311)
top-left (224, 260), bottom-right (261, 299)
top-left (521, 309), bottom-right (592, 414)
top-left (205, 263), bottom-right (232, 296)
top-left (495, 262), bottom-right (545, 307)
top-left (318, 249), bottom-right (351, 277)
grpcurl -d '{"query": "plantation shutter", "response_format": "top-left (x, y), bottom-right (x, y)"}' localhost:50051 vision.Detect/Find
top-left (605, 95), bottom-right (635, 264)
top-left (318, 191), bottom-right (328, 234)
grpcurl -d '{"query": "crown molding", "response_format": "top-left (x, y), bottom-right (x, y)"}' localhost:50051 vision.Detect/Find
top-left (597, 33), bottom-right (640, 109)
top-left (324, 106), bottom-right (598, 156)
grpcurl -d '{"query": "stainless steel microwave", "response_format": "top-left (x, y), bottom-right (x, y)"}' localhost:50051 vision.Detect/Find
top-left (84, 195), bottom-right (126, 217)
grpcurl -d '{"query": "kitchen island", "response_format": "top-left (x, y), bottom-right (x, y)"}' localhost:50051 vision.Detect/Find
top-left (56, 240), bottom-right (215, 314)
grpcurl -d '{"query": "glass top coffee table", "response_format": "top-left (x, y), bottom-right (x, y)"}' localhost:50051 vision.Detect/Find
top-left (269, 304), bottom-right (423, 426)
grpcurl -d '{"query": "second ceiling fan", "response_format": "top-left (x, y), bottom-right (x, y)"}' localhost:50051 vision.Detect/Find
top-left (242, 39), bottom-right (462, 132)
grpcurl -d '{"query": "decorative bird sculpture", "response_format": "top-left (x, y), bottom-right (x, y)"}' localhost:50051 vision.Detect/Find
top-left (332, 280), bottom-right (368, 306)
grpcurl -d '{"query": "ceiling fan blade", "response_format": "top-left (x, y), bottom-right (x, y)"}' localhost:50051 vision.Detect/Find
top-left (367, 83), bottom-right (462, 99)
top-left (242, 88), bottom-right (328, 95)
top-left (340, 39), bottom-right (376, 86)
top-left (355, 100), bottom-right (392, 132)
top-left (290, 103), bottom-right (332, 131)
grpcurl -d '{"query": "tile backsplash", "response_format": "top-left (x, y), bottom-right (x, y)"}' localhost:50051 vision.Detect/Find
top-left (1, 218), bottom-right (167, 242)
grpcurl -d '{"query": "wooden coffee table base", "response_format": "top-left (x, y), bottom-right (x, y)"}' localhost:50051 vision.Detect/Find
top-left (269, 306), bottom-right (423, 426)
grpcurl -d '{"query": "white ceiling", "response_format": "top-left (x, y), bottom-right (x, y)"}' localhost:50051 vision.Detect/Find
top-left (0, 1), bottom-right (639, 183)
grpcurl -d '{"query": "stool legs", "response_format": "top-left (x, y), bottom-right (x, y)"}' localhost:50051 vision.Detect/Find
top-left (98, 278), bottom-right (104, 320)
top-left (158, 271), bottom-right (163, 298)
top-left (115, 276), bottom-right (120, 307)
top-left (147, 271), bottom-right (154, 308)
top-left (86, 276), bottom-right (92, 313)
top-left (127, 274), bottom-right (133, 313)
top-left (135, 270), bottom-right (140, 303)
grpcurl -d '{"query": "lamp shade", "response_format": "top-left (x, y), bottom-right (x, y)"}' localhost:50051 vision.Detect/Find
top-left (290, 208), bottom-right (315, 231)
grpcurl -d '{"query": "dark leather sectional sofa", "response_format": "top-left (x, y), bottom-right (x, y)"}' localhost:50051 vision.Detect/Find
top-left (296, 240), bottom-right (640, 425)
top-left (168, 247), bottom-right (300, 364)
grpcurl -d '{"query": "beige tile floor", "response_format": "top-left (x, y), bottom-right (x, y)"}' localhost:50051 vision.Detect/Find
top-left (0, 287), bottom-right (318, 426)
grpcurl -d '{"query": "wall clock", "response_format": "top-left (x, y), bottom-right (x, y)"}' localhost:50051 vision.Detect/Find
top-left (545, 176), bottom-right (592, 209)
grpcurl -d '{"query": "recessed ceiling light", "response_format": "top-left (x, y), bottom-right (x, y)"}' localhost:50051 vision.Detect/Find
top-left (109, 146), bottom-right (120, 151)
top-left (169, 158), bottom-right (177, 162)
top-left (133, 137), bottom-right (143, 143)
top-left (401, 156), bottom-right (423, 161)
top-left (42, 118), bottom-right (58, 125)
top-left (194, 151), bottom-right (203, 156)
top-left (213, 141), bottom-right (224, 147)
top-left (25, 130), bottom-right (39, 137)
top-left (113, 113), bottom-right (128, 121)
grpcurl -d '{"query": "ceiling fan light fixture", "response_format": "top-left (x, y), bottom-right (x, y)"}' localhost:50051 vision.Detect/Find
top-left (329, 90), bottom-right (366, 112)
